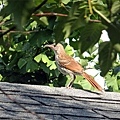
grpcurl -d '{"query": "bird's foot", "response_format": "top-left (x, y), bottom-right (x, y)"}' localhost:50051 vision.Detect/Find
top-left (66, 85), bottom-right (72, 88)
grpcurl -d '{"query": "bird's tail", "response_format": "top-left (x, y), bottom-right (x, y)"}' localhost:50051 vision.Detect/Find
top-left (82, 72), bottom-right (103, 92)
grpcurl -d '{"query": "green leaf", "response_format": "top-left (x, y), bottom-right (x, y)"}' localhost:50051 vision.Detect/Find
top-left (65, 45), bottom-right (74, 56)
top-left (22, 43), bottom-right (30, 52)
top-left (58, 74), bottom-right (67, 87)
top-left (30, 21), bottom-right (37, 30)
top-left (18, 58), bottom-right (27, 69)
top-left (49, 62), bottom-right (57, 70)
top-left (0, 57), bottom-right (6, 65)
top-left (113, 43), bottom-right (120, 52)
top-left (34, 54), bottom-right (42, 63)
top-left (30, 29), bottom-right (53, 47)
top-left (74, 75), bottom-right (94, 90)
top-left (41, 54), bottom-right (50, 64)
top-left (26, 60), bottom-right (38, 72)
top-left (2, 0), bottom-right (34, 29)
top-left (54, 17), bottom-right (66, 42)
top-left (0, 74), bottom-right (3, 81)
top-left (99, 41), bottom-right (117, 76)
top-left (105, 72), bottom-right (119, 92)
top-left (61, 0), bottom-right (70, 4)
top-left (111, 0), bottom-right (120, 15)
top-left (48, 16), bottom-right (56, 30)
top-left (0, 64), bottom-right (5, 70)
top-left (40, 16), bottom-right (49, 26)
top-left (80, 23), bottom-right (106, 53)
top-left (34, 53), bottom-right (54, 68)
top-left (63, 22), bottom-right (72, 38)
top-left (14, 42), bottom-right (23, 52)
top-left (107, 25), bottom-right (120, 45)
top-left (6, 53), bottom-right (20, 70)
top-left (40, 62), bottom-right (50, 74)
top-left (63, 2), bottom-right (86, 38)
top-left (54, 1), bottom-right (86, 42)
top-left (80, 59), bottom-right (88, 66)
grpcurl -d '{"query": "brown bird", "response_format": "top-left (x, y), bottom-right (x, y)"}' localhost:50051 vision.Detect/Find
top-left (45, 43), bottom-right (103, 92)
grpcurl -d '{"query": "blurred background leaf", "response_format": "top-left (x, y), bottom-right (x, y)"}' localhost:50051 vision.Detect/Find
top-left (0, 0), bottom-right (120, 92)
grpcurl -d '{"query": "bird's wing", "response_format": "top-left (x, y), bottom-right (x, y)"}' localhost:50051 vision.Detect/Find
top-left (58, 55), bottom-right (83, 74)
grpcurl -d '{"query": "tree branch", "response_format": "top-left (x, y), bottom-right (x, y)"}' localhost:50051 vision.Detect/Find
top-left (32, 13), bottom-right (68, 17)
top-left (88, 0), bottom-right (93, 14)
top-left (0, 30), bottom-right (39, 34)
top-left (0, 26), bottom-right (16, 38)
top-left (89, 19), bottom-right (101, 23)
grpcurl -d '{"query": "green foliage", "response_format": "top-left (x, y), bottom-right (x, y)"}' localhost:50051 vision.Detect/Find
top-left (80, 23), bottom-right (106, 53)
top-left (99, 41), bottom-right (117, 76)
top-left (105, 71), bottom-right (120, 92)
top-left (0, 0), bottom-right (120, 92)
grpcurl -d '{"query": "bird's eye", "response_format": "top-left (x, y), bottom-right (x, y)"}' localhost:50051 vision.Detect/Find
top-left (53, 43), bottom-right (56, 47)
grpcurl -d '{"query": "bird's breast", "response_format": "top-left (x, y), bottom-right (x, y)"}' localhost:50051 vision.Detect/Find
top-left (55, 55), bottom-right (74, 75)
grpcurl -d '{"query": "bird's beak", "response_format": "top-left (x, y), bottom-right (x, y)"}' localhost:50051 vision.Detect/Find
top-left (44, 43), bottom-right (56, 49)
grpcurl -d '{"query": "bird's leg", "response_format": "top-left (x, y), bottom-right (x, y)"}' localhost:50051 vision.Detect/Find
top-left (67, 74), bottom-right (76, 88)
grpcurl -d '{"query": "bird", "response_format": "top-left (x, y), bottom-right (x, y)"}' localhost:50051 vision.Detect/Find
top-left (45, 43), bottom-right (103, 92)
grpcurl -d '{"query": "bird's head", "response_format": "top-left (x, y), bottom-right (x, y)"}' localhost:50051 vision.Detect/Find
top-left (45, 43), bottom-right (65, 55)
